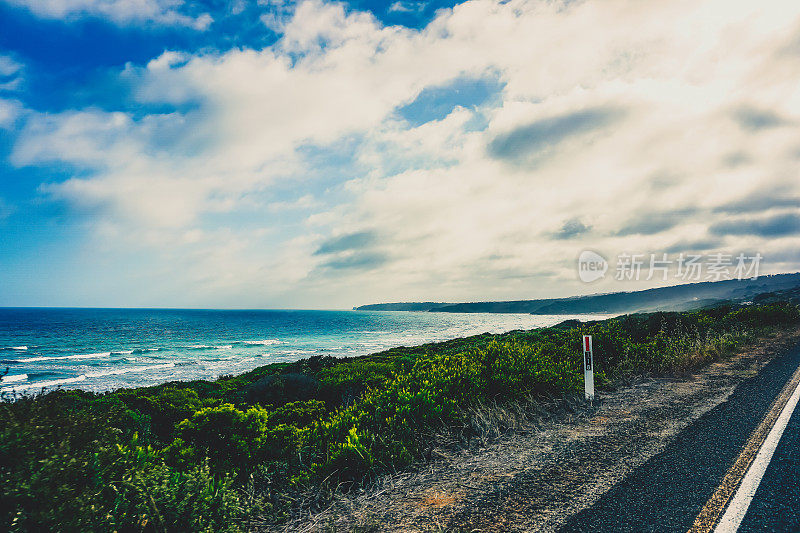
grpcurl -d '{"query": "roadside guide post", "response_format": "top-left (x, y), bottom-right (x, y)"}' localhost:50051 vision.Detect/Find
top-left (583, 335), bottom-right (595, 402)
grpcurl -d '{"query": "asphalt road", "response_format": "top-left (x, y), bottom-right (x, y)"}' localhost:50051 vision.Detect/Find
top-left (558, 341), bottom-right (800, 533)
top-left (737, 395), bottom-right (800, 533)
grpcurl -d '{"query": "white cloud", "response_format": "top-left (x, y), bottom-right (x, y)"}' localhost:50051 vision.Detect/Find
top-left (268, 194), bottom-right (319, 211)
top-left (3, 0), bottom-right (212, 28)
top-left (389, 2), bottom-right (424, 13)
top-left (0, 99), bottom-right (21, 129)
top-left (9, 0), bottom-right (800, 306)
top-left (0, 54), bottom-right (24, 93)
top-left (0, 55), bottom-right (22, 77)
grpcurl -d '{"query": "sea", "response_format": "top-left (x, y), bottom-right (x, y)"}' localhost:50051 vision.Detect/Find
top-left (0, 308), bottom-right (609, 395)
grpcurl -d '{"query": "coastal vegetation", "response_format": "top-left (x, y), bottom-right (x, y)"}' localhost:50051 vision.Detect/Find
top-left (1, 302), bottom-right (798, 531)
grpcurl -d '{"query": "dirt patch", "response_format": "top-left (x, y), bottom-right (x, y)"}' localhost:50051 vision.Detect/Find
top-left (274, 329), bottom-right (800, 533)
top-left (419, 492), bottom-right (459, 509)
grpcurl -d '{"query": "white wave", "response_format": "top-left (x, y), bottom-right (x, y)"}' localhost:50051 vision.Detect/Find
top-left (111, 350), bottom-right (134, 355)
top-left (15, 352), bottom-right (111, 363)
top-left (132, 348), bottom-right (161, 354)
top-left (3, 374), bottom-right (27, 383)
top-left (8, 346), bottom-right (28, 350)
top-left (85, 363), bottom-right (175, 378)
top-left (280, 349), bottom-right (316, 356)
top-left (2, 362), bottom-right (178, 392)
top-left (243, 339), bottom-right (281, 346)
top-left (2, 375), bottom-right (86, 393)
top-left (188, 344), bottom-right (232, 350)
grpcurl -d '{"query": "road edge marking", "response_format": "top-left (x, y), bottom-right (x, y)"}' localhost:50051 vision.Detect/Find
top-left (688, 360), bottom-right (800, 533)
top-left (714, 365), bottom-right (800, 532)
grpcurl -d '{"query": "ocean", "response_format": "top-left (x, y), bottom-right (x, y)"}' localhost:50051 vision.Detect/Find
top-left (0, 308), bottom-right (608, 394)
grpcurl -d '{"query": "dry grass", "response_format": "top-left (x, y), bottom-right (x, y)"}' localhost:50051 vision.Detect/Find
top-left (269, 394), bottom-right (591, 533)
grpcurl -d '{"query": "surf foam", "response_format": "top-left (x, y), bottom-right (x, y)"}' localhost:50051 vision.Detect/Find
top-left (15, 352), bottom-right (111, 363)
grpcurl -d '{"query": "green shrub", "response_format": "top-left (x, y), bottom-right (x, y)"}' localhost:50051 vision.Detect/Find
top-left (105, 448), bottom-right (246, 533)
top-left (170, 404), bottom-right (304, 477)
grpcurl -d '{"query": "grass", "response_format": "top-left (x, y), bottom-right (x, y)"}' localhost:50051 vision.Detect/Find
top-left (0, 301), bottom-right (798, 531)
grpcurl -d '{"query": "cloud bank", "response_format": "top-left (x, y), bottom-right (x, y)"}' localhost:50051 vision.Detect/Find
top-left (4, 0), bottom-right (800, 307)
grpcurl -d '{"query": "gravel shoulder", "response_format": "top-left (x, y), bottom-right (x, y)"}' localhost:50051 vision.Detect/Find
top-left (280, 328), bottom-right (800, 533)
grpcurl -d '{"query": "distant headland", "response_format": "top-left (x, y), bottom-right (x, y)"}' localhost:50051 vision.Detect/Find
top-left (354, 272), bottom-right (800, 315)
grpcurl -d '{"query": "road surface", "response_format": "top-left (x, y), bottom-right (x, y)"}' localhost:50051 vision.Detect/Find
top-left (559, 341), bottom-right (800, 533)
top-left (736, 384), bottom-right (800, 532)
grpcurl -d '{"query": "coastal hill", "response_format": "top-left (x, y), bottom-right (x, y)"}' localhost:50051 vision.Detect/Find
top-left (354, 272), bottom-right (800, 314)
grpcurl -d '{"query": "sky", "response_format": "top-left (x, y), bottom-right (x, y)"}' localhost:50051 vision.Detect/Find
top-left (0, 0), bottom-right (799, 309)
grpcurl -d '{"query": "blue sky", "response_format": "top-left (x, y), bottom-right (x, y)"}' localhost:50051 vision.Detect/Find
top-left (1, 0), bottom-right (799, 308)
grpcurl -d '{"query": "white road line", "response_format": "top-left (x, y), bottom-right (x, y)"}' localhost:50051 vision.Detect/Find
top-left (715, 369), bottom-right (800, 533)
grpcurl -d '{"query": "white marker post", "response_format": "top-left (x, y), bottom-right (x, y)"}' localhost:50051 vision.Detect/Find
top-left (583, 335), bottom-right (595, 402)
